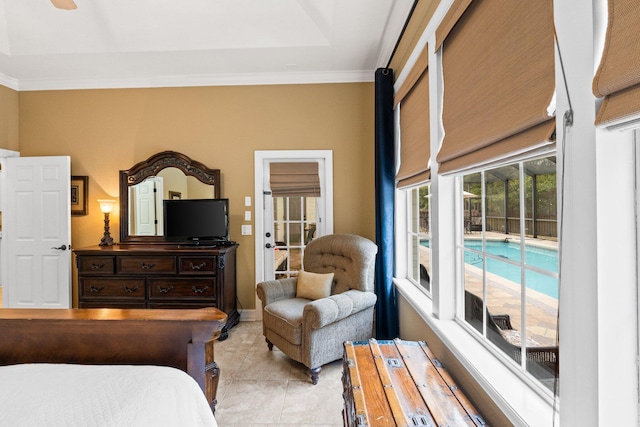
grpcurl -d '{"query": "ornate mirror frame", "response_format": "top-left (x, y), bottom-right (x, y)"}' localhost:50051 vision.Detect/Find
top-left (119, 151), bottom-right (221, 244)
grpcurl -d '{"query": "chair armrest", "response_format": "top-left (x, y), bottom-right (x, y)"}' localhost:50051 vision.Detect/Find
top-left (492, 314), bottom-right (513, 330)
top-left (256, 278), bottom-right (298, 306)
top-left (526, 346), bottom-right (559, 375)
top-left (526, 346), bottom-right (558, 363)
top-left (303, 290), bottom-right (377, 329)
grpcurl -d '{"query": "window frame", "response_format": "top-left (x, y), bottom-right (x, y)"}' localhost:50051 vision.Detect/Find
top-left (404, 182), bottom-right (432, 297)
top-left (453, 154), bottom-right (559, 388)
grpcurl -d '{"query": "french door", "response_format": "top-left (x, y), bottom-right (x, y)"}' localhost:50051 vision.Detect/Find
top-left (267, 195), bottom-right (319, 279)
top-left (254, 151), bottom-right (333, 316)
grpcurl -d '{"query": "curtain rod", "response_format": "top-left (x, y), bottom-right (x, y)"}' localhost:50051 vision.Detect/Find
top-left (385, 0), bottom-right (420, 69)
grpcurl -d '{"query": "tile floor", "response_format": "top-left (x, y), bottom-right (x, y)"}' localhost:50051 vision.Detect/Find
top-left (213, 320), bottom-right (344, 427)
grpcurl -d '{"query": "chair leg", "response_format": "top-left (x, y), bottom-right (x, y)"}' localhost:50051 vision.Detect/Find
top-left (266, 338), bottom-right (273, 351)
top-left (310, 367), bottom-right (321, 385)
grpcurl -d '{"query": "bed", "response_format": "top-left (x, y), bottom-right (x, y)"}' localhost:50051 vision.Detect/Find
top-left (0, 307), bottom-right (226, 426)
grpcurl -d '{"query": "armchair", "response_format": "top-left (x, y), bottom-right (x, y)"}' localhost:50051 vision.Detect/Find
top-left (256, 234), bottom-right (378, 384)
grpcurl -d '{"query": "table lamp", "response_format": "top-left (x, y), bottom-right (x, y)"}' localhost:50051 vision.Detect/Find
top-left (98, 199), bottom-right (116, 246)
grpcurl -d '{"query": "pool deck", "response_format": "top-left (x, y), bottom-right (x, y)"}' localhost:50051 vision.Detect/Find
top-left (420, 231), bottom-right (558, 347)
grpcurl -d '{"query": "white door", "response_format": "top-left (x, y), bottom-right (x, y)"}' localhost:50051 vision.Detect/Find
top-left (254, 150), bottom-right (333, 317)
top-left (132, 177), bottom-right (163, 236)
top-left (2, 156), bottom-right (71, 308)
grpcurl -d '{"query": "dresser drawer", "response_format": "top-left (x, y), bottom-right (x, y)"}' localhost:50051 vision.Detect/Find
top-left (80, 278), bottom-right (146, 299)
top-left (77, 256), bottom-right (115, 275)
top-left (117, 256), bottom-right (176, 274)
top-left (179, 256), bottom-right (217, 275)
top-left (79, 301), bottom-right (147, 309)
top-left (149, 278), bottom-right (216, 299)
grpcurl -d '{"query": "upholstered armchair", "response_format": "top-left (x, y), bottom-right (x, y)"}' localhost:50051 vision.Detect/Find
top-left (256, 234), bottom-right (378, 384)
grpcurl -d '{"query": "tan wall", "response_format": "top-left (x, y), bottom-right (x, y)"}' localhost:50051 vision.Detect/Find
top-left (17, 83), bottom-right (376, 309)
top-left (0, 85), bottom-right (19, 151)
top-left (398, 294), bottom-right (513, 427)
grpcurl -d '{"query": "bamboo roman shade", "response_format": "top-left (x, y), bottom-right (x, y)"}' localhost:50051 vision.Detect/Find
top-left (593, 0), bottom-right (640, 127)
top-left (436, 0), bottom-right (556, 174)
top-left (396, 45), bottom-right (430, 188)
top-left (269, 162), bottom-right (321, 197)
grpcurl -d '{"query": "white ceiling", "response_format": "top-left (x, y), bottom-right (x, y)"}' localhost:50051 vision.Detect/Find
top-left (0, 0), bottom-right (413, 91)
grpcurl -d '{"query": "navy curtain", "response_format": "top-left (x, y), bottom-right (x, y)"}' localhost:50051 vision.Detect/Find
top-left (374, 68), bottom-right (398, 339)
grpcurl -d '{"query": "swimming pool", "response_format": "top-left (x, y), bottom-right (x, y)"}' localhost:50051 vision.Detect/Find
top-left (421, 239), bottom-right (559, 299)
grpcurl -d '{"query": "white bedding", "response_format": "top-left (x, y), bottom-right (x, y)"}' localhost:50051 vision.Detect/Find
top-left (0, 364), bottom-right (218, 427)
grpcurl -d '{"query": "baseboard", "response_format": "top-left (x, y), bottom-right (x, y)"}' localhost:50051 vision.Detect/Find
top-left (239, 309), bottom-right (257, 322)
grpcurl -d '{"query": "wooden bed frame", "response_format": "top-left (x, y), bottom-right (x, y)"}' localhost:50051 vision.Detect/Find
top-left (0, 307), bottom-right (227, 412)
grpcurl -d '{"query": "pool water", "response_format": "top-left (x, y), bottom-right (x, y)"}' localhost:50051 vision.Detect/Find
top-left (421, 239), bottom-right (559, 299)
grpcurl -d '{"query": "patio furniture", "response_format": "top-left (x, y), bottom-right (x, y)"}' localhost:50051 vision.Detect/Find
top-left (464, 291), bottom-right (558, 380)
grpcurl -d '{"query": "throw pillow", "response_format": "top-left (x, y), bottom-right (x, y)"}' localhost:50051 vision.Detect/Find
top-left (296, 270), bottom-right (334, 300)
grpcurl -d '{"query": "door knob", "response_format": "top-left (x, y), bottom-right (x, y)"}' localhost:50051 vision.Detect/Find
top-left (51, 245), bottom-right (68, 251)
top-left (265, 243), bottom-right (273, 249)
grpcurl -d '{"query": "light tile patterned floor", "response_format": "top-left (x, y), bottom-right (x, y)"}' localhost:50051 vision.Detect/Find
top-left (213, 321), bottom-right (344, 427)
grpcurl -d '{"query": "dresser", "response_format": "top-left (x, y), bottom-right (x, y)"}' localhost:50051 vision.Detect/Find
top-left (74, 244), bottom-right (239, 339)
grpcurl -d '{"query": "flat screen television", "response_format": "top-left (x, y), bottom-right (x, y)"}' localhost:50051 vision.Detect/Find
top-left (163, 198), bottom-right (229, 244)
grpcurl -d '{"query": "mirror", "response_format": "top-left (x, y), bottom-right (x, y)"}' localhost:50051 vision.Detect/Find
top-left (119, 151), bottom-right (221, 244)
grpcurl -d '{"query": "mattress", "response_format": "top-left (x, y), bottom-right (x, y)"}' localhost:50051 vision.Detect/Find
top-left (0, 364), bottom-right (218, 427)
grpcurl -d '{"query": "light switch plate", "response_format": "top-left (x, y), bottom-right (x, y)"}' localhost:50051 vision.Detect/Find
top-left (244, 196), bottom-right (252, 207)
top-left (244, 211), bottom-right (251, 221)
top-left (241, 225), bottom-right (252, 235)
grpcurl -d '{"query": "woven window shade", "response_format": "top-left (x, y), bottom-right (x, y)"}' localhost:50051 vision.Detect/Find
top-left (396, 66), bottom-right (430, 188)
top-left (395, 44), bottom-right (429, 108)
top-left (593, 0), bottom-right (640, 127)
top-left (270, 162), bottom-right (321, 197)
top-left (436, 0), bottom-right (556, 174)
top-left (434, 0), bottom-right (473, 52)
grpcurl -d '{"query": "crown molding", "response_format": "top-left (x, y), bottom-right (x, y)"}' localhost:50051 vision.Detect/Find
top-left (0, 72), bottom-right (19, 91)
top-left (12, 70), bottom-right (375, 91)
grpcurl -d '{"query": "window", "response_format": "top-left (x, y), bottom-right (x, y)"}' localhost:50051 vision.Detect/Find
top-left (459, 156), bottom-right (558, 392)
top-left (406, 183), bottom-right (431, 294)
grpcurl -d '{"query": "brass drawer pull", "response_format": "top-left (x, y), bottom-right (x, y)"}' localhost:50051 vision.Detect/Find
top-left (90, 263), bottom-right (105, 270)
top-left (140, 262), bottom-right (155, 270)
top-left (192, 285), bottom-right (209, 294)
top-left (157, 285), bottom-right (174, 294)
top-left (189, 262), bottom-right (207, 270)
top-left (89, 285), bottom-right (104, 293)
top-left (124, 285), bottom-right (139, 293)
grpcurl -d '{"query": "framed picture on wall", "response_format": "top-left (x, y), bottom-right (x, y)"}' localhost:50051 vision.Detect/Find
top-left (71, 176), bottom-right (88, 216)
top-left (169, 191), bottom-right (182, 200)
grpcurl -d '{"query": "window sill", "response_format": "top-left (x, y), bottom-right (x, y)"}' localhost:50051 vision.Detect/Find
top-left (394, 278), bottom-right (559, 427)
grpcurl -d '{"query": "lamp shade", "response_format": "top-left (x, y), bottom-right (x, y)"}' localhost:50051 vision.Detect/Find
top-left (98, 199), bottom-right (116, 214)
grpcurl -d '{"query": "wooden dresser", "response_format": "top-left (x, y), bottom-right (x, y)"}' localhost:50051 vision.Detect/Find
top-left (74, 244), bottom-right (239, 339)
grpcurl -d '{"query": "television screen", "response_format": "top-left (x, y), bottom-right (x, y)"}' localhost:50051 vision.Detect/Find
top-left (163, 198), bottom-right (229, 243)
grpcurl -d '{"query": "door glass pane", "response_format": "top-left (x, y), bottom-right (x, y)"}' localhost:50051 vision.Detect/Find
top-left (271, 196), bottom-right (317, 279)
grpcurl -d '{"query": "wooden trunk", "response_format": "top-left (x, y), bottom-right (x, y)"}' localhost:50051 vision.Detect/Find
top-left (342, 338), bottom-right (487, 426)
